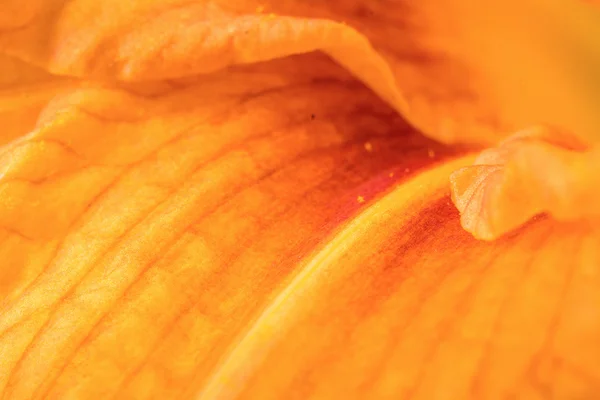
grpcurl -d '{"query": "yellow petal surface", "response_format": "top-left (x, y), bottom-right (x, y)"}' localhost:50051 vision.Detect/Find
top-left (0, 1), bottom-right (599, 400)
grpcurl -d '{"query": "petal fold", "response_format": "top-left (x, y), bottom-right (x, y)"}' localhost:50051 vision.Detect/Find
top-left (450, 126), bottom-right (600, 240)
top-left (3, 0), bottom-right (599, 146)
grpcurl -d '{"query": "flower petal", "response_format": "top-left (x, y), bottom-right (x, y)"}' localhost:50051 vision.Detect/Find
top-left (450, 126), bottom-right (600, 240)
top-left (0, 50), bottom-right (466, 399)
top-left (200, 181), bottom-right (600, 399)
top-left (4, 0), bottom-right (599, 146)
top-left (0, 1), bottom-right (598, 399)
top-left (0, 0), bottom-right (412, 128)
top-left (0, 55), bottom-right (73, 147)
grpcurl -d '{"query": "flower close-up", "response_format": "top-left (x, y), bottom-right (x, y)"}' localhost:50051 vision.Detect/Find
top-left (1, 0), bottom-right (599, 399)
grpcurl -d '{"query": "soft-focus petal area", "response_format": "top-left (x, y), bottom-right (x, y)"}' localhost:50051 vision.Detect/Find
top-left (2, 0), bottom-right (599, 146)
top-left (252, 0), bottom-right (600, 145)
top-left (0, 0), bottom-right (410, 124)
top-left (0, 55), bottom-right (74, 146)
top-left (200, 177), bottom-right (600, 400)
top-left (0, 52), bottom-right (464, 399)
top-left (451, 126), bottom-right (600, 240)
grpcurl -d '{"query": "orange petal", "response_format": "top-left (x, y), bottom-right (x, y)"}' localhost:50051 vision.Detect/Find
top-left (199, 173), bottom-right (600, 400)
top-left (0, 1), bottom-right (598, 399)
top-left (0, 55), bottom-right (73, 147)
top-left (450, 126), bottom-right (600, 240)
top-left (211, 0), bottom-right (600, 145)
top-left (0, 50), bottom-right (467, 398)
top-left (4, 0), bottom-right (599, 146)
top-left (0, 0), bottom-right (411, 126)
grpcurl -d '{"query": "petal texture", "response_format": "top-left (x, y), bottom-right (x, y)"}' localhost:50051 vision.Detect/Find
top-left (201, 180), bottom-right (600, 400)
top-left (2, 0), bottom-right (599, 145)
top-left (450, 126), bottom-right (600, 240)
top-left (0, 55), bottom-right (73, 146)
top-left (0, 1), bottom-right (598, 399)
top-left (0, 53), bottom-right (465, 399)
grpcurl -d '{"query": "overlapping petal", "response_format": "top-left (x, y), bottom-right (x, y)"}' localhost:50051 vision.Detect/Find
top-left (0, 1), bottom-right (598, 399)
top-left (450, 126), bottom-right (600, 240)
top-left (3, 0), bottom-right (599, 145)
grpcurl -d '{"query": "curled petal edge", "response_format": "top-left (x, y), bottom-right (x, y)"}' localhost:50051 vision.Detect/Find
top-left (450, 126), bottom-right (600, 240)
